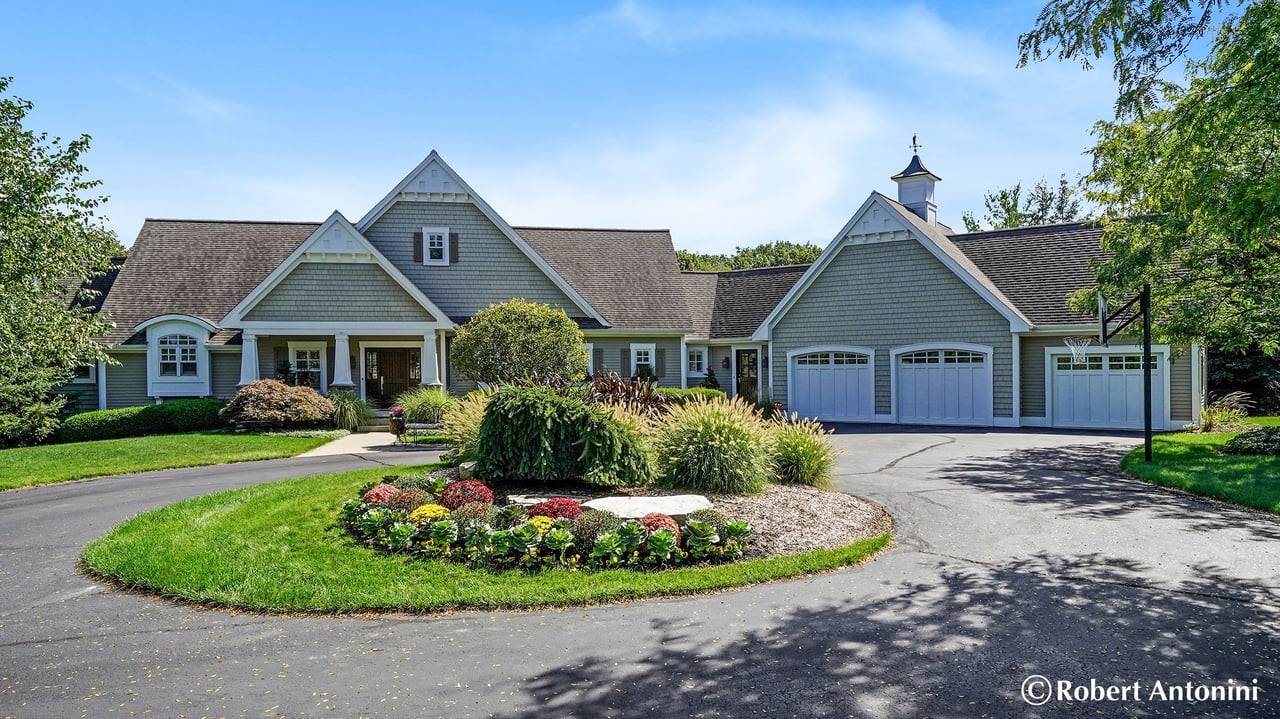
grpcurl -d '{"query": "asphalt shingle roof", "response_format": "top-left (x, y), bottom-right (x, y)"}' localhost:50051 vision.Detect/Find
top-left (681, 265), bottom-right (808, 340)
top-left (514, 227), bottom-right (693, 331)
top-left (948, 221), bottom-right (1105, 326)
top-left (99, 220), bottom-right (318, 345)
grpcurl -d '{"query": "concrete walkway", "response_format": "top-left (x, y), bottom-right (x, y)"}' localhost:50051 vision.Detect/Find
top-left (2, 429), bottom-right (1279, 717)
top-left (299, 430), bottom-right (432, 457)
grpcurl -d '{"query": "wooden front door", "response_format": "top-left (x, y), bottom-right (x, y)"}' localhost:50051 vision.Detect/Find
top-left (365, 349), bottom-right (414, 407)
top-left (735, 349), bottom-right (759, 404)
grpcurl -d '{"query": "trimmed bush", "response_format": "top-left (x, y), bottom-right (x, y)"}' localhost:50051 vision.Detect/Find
top-left (655, 387), bottom-right (727, 405)
top-left (475, 386), bottom-right (652, 486)
top-left (652, 397), bottom-right (771, 495)
top-left (59, 398), bottom-right (225, 443)
top-left (220, 380), bottom-right (334, 428)
top-left (396, 386), bottom-right (456, 423)
top-left (439, 480), bottom-right (494, 510)
top-left (572, 508), bottom-right (624, 555)
top-left (450, 299), bottom-right (589, 385)
top-left (528, 497), bottom-right (583, 520)
top-left (770, 415), bottom-right (837, 488)
top-left (385, 488), bottom-right (432, 512)
top-left (1221, 427), bottom-right (1280, 456)
top-left (442, 391), bottom-right (490, 463)
top-left (328, 391), bottom-right (374, 431)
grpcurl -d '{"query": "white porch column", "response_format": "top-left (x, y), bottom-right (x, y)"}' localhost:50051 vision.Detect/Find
top-left (422, 332), bottom-right (441, 387)
top-left (96, 359), bottom-right (108, 410)
top-left (331, 332), bottom-right (355, 389)
top-left (438, 332), bottom-right (448, 388)
top-left (238, 333), bottom-right (260, 386)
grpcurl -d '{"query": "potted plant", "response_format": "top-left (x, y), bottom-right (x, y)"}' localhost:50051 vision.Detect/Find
top-left (388, 405), bottom-right (406, 436)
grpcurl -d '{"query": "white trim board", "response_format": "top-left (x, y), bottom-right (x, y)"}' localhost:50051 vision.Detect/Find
top-left (221, 211), bottom-right (455, 330)
top-left (353, 151), bottom-right (607, 327)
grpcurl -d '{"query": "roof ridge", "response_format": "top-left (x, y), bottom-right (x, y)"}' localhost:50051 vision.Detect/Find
top-left (513, 225), bottom-right (670, 233)
top-left (680, 264), bottom-right (811, 276)
top-left (143, 218), bottom-right (322, 225)
top-left (949, 220), bottom-right (1100, 239)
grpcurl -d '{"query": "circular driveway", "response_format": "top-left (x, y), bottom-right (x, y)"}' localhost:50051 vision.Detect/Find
top-left (2, 430), bottom-right (1279, 718)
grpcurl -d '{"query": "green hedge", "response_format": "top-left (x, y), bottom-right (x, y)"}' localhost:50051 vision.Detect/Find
top-left (60, 399), bottom-right (226, 443)
top-left (475, 386), bottom-right (651, 486)
top-left (655, 387), bottom-right (726, 405)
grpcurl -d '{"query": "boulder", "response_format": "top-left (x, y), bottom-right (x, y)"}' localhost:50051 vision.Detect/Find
top-left (458, 461), bottom-right (476, 480)
top-left (582, 495), bottom-right (712, 524)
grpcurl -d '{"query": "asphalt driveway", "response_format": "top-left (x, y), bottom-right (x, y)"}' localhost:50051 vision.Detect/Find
top-left (2, 429), bottom-right (1279, 718)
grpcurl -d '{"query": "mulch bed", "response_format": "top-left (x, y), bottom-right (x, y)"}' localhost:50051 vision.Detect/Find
top-left (393, 468), bottom-right (892, 560)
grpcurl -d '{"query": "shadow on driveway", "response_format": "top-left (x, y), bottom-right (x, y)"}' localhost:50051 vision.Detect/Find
top-left (498, 554), bottom-right (1280, 718)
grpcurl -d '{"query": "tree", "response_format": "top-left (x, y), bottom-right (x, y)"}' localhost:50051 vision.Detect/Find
top-left (0, 77), bottom-right (119, 446)
top-left (449, 299), bottom-right (589, 385)
top-left (961, 175), bottom-right (1085, 231)
top-left (1021, 1), bottom-right (1280, 352)
top-left (677, 240), bottom-right (822, 271)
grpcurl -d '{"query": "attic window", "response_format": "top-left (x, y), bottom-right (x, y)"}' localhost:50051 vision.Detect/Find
top-left (423, 226), bottom-right (449, 266)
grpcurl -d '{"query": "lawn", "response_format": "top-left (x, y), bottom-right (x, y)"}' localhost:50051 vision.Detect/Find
top-left (82, 464), bottom-right (892, 613)
top-left (1121, 418), bottom-right (1280, 513)
top-left (0, 431), bottom-right (343, 491)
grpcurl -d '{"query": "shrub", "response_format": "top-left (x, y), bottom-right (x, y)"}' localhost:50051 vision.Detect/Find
top-left (59, 398), bottom-right (225, 443)
top-left (450, 299), bottom-right (589, 385)
top-left (699, 368), bottom-right (721, 390)
top-left (389, 472), bottom-right (448, 495)
top-left (639, 512), bottom-right (681, 542)
top-left (219, 380), bottom-right (334, 428)
top-left (1221, 427), bottom-right (1280, 456)
top-left (656, 387), bottom-right (727, 405)
top-left (408, 504), bottom-right (450, 524)
top-left (589, 370), bottom-right (666, 417)
top-left (327, 391), bottom-right (374, 431)
top-left (385, 488), bottom-right (432, 512)
top-left (450, 501), bottom-right (498, 530)
top-left (476, 386), bottom-right (652, 486)
top-left (572, 509), bottom-right (623, 555)
top-left (652, 397), bottom-right (771, 495)
top-left (439, 480), bottom-right (494, 509)
top-left (442, 391), bottom-right (490, 463)
top-left (363, 483), bottom-right (400, 504)
top-left (1199, 391), bottom-right (1254, 432)
top-left (528, 497), bottom-right (583, 520)
top-left (769, 414), bottom-right (837, 488)
top-left (397, 386), bottom-right (456, 424)
top-left (685, 508), bottom-right (729, 532)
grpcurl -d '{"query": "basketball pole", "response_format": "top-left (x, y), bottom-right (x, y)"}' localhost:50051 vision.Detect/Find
top-left (1101, 284), bottom-right (1154, 462)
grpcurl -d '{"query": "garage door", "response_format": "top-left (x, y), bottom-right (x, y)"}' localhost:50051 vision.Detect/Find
top-left (1051, 353), bottom-right (1164, 429)
top-left (897, 349), bottom-right (992, 425)
top-left (790, 350), bottom-right (874, 422)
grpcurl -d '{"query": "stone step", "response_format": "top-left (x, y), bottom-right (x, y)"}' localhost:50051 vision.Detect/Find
top-left (357, 423), bottom-right (390, 433)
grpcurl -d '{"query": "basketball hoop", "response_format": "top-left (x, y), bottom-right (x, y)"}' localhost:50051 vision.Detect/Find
top-left (1064, 336), bottom-right (1094, 365)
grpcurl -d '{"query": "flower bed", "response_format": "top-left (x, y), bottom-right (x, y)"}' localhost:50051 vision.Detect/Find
top-left (343, 472), bottom-right (753, 571)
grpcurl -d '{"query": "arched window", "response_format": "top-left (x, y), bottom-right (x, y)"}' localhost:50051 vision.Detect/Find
top-left (158, 334), bottom-right (199, 377)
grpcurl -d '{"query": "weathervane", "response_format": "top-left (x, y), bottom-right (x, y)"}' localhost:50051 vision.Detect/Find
top-left (910, 134), bottom-right (922, 153)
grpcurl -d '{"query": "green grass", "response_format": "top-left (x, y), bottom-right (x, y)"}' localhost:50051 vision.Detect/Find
top-left (405, 433), bottom-right (450, 445)
top-left (0, 431), bottom-right (343, 491)
top-left (1122, 422), bottom-right (1280, 513)
top-left (82, 464), bottom-right (892, 613)
top-left (1247, 416), bottom-right (1280, 427)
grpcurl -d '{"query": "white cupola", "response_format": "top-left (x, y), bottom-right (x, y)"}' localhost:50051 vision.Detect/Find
top-left (891, 151), bottom-right (941, 225)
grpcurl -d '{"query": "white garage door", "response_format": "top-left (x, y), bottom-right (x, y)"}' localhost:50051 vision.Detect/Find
top-left (790, 350), bottom-right (875, 422)
top-left (1051, 353), bottom-right (1165, 429)
top-left (897, 349), bottom-right (993, 425)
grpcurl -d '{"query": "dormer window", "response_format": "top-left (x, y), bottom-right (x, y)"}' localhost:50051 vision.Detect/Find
top-left (159, 334), bottom-right (199, 376)
top-left (423, 226), bottom-right (449, 266)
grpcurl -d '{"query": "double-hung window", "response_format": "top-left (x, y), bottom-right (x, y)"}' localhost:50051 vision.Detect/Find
top-left (631, 343), bottom-right (656, 378)
top-left (294, 348), bottom-right (322, 388)
top-left (687, 348), bottom-right (706, 374)
top-left (159, 335), bottom-right (198, 377)
top-left (423, 226), bottom-right (449, 266)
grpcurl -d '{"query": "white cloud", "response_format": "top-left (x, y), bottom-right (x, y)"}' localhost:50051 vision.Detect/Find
top-left (114, 75), bottom-right (250, 125)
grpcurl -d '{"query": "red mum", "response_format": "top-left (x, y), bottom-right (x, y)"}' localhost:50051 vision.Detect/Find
top-left (639, 512), bottom-right (681, 541)
top-left (439, 480), bottom-right (494, 510)
top-left (528, 497), bottom-right (582, 520)
top-left (363, 483), bottom-right (400, 504)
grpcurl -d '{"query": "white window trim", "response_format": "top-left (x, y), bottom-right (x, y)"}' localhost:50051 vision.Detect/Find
top-left (423, 225), bottom-right (449, 266)
top-left (70, 363), bottom-right (96, 384)
top-left (144, 319), bottom-right (211, 398)
top-left (686, 346), bottom-right (707, 376)
top-left (288, 341), bottom-right (329, 394)
top-left (584, 342), bottom-right (594, 375)
top-left (630, 342), bottom-right (657, 378)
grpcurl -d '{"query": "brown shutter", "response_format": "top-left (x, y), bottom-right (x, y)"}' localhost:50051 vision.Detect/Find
top-left (593, 347), bottom-right (604, 375)
top-left (621, 348), bottom-right (631, 377)
top-left (449, 233), bottom-right (460, 263)
top-left (413, 231), bottom-right (424, 263)
top-left (655, 348), bottom-right (666, 379)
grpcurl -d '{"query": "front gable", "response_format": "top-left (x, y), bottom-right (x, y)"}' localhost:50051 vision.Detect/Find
top-left (355, 152), bottom-right (606, 325)
top-left (222, 212), bottom-right (452, 329)
top-left (752, 193), bottom-right (1031, 340)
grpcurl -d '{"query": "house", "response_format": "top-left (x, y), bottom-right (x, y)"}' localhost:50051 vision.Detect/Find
top-left (65, 150), bottom-right (1205, 430)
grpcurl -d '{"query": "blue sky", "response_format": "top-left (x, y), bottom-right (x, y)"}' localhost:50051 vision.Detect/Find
top-left (6, 1), bottom-right (1117, 252)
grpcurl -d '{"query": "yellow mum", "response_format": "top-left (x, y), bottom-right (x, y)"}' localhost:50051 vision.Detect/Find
top-left (409, 504), bottom-right (449, 524)
top-left (528, 516), bottom-right (554, 535)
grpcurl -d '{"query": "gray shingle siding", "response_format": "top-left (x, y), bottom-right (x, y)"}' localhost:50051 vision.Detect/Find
top-left (211, 352), bottom-right (242, 399)
top-left (585, 336), bottom-right (682, 388)
top-left (56, 382), bottom-right (98, 415)
top-left (770, 239), bottom-right (1014, 418)
top-left (105, 353), bottom-right (148, 408)
top-left (364, 202), bottom-right (586, 321)
top-left (244, 263), bottom-right (435, 322)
